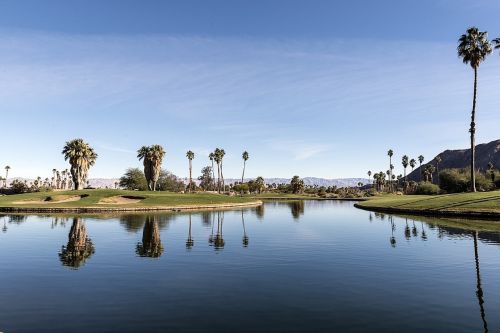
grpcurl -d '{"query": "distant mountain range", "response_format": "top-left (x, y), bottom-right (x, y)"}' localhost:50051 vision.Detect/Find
top-left (407, 139), bottom-right (500, 181)
top-left (6, 177), bottom-right (370, 189)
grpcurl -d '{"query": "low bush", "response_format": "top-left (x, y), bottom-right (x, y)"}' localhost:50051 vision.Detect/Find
top-left (415, 182), bottom-right (440, 195)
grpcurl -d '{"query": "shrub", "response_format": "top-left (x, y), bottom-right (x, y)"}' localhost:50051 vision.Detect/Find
top-left (439, 168), bottom-right (494, 193)
top-left (415, 182), bottom-right (440, 195)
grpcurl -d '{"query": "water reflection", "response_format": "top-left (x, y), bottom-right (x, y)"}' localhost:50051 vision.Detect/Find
top-left (211, 212), bottom-right (225, 250)
top-left (389, 216), bottom-right (396, 248)
top-left (242, 211), bottom-right (249, 247)
top-left (290, 201), bottom-right (305, 220)
top-left (59, 218), bottom-right (95, 268)
top-left (186, 214), bottom-right (194, 250)
top-left (474, 231), bottom-right (488, 332)
top-left (136, 216), bottom-right (164, 258)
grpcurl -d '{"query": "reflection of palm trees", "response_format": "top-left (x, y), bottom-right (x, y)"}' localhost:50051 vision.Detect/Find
top-left (242, 211), bottom-right (249, 247)
top-left (421, 222), bottom-right (427, 241)
top-left (209, 212), bottom-right (215, 245)
top-left (290, 201), bottom-right (305, 220)
top-left (412, 221), bottom-right (418, 237)
top-left (214, 212), bottom-right (225, 250)
top-left (186, 214), bottom-right (194, 250)
top-left (404, 218), bottom-right (411, 240)
top-left (389, 217), bottom-right (396, 248)
top-left (473, 231), bottom-right (488, 333)
top-left (2, 219), bottom-right (7, 233)
top-left (136, 216), bottom-right (164, 258)
top-left (59, 218), bottom-right (95, 268)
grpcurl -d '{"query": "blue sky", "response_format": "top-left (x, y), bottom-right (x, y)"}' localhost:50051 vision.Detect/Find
top-left (1, 0), bottom-right (500, 180)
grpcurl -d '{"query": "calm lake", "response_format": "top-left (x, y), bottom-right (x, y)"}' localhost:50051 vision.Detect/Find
top-left (1, 200), bottom-right (499, 332)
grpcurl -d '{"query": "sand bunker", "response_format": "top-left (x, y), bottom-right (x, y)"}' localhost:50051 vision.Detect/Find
top-left (98, 195), bottom-right (145, 205)
top-left (13, 195), bottom-right (83, 205)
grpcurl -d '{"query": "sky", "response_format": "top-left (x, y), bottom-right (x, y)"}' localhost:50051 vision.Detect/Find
top-left (1, 0), bottom-right (500, 180)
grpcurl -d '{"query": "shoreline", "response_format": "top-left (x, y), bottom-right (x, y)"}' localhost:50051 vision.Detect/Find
top-left (0, 201), bottom-right (263, 213)
top-left (354, 202), bottom-right (500, 220)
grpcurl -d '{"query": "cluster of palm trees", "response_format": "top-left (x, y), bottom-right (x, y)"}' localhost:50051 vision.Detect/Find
top-left (58, 138), bottom-right (252, 193)
top-left (368, 150), bottom-right (427, 193)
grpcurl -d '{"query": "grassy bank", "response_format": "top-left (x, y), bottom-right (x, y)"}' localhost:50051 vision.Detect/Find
top-left (355, 191), bottom-right (500, 218)
top-left (0, 189), bottom-right (261, 212)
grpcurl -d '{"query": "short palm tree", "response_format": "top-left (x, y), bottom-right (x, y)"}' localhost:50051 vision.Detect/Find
top-left (138, 145), bottom-right (165, 191)
top-left (458, 27), bottom-right (492, 192)
top-left (241, 151), bottom-right (249, 183)
top-left (435, 155), bottom-right (442, 184)
top-left (367, 170), bottom-right (372, 187)
top-left (62, 139), bottom-right (98, 190)
top-left (186, 150), bottom-right (195, 193)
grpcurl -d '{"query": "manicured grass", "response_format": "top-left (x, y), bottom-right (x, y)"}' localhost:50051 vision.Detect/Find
top-left (0, 189), bottom-right (260, 211)
top-left (356, 191), bottom-right (500, 217)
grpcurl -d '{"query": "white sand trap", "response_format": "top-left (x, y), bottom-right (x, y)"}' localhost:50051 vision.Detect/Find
top-left (98, 195), bottom-right (145, 205)
top-left (13, 195), bottom-right (83, 205)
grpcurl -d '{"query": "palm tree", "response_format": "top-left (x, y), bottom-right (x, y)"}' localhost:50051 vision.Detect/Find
top-left (137, 145), bottom-right (166, 191)
top-left (219, 149), bottom-right (226, 192)
top-left (402, 155), bottom-right (409, 182)
top-left (137, 146), bottom-right (152, 190)
top-left (62, 139), bottom-right (98, 190)
top-left (410, 158), bottom-right (416, 174)
top-left (367, 170), bottom-right (372, 188)
top-left (52, 169), bottom-right (57, 188)
top-left (241, 151), bottom-right (249, 184)
top-left (458, 27), bottom-right (492, 192)
top-left (435, 155), bottom-right (442, 184)
top-left (418, 155), bottom-right (424, 181)
top-left (387, 150), bottom-right (393, 191)
top-left (4, 165), bottom-right (10, 188)
top-left (213, 149), bottom-right (222, 193)
top-left (209, 152), bottom-right (216, 191)
top-left (186, 150), bottom-right (195, 193)
top-left (487, 162), bottom-right (495, 182)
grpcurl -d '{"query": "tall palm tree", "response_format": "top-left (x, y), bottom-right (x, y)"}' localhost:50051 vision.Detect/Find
top-left (387, 150), bottom-right (393, 191)
top-left (409, 158), bottom-right (416, 174)
top-left (418, 155), bottom-right (424, 181)
top-left (241, 151), bottom-right (249, 184)
top-left (186, 150), bottom-right (195, 193)
top-left (62, 139), bottom-right (98, 190)
top-left (458, 27), bottom-right (492, 192)
top-left (4, 165), bottom-right (10, 188)
top-left (219, 149), bottom-right (226, 192)
top-left (52, 168), bottom-right (57, 188)
top-left (213, 149), bottom-right (222, 193)
top-left (435, 155), bottom-right (442, 185)
top-left (367, 170), bottom-right (372, 187)
top-left (402, 155), bottom-right (409, 182)
top-left (209, 152), bottom-right (216, 191)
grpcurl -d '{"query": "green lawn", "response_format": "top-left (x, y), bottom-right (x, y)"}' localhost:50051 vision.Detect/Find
top-left (0, 189), bottom-right (260, 211)
top-left (356, 191), bottom-right (500, 216)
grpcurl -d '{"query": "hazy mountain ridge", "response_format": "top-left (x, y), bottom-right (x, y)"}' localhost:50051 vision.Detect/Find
top-left (6, 177), bottom-right (369, 189)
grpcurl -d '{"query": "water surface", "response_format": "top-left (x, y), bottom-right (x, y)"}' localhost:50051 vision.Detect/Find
top-left (1, 200), bottom-right (499, 332)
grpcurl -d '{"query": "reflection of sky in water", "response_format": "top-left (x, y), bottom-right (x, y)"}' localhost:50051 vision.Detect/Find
top-left (1, 201), bottom-right (500, 333)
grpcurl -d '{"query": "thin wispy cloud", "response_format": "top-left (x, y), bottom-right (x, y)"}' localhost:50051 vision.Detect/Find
top-left (1, 32), bottom-right (499, 178)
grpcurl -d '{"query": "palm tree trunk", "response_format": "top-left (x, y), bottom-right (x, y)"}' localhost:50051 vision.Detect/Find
top-left (217, 163), bottom-right (221, 193)
top-left (221, 161), bottom-right (225, 193)
top-left (189, 160), bottom-right (192, 193)
top-left (211, 160), bottom-right (215, 191)
top-left (470, 67), bottom-right (478, 192)
top-left (241, 160), bottom-right (246, 184)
